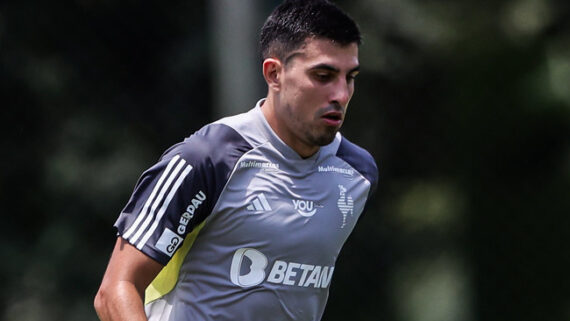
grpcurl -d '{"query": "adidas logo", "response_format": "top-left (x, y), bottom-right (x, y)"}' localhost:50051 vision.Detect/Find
top-left (246, 193), bottom-right (272, 212)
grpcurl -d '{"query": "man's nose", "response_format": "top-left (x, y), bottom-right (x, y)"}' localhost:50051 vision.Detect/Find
top-left (330, 79), bottom-right (351, 107)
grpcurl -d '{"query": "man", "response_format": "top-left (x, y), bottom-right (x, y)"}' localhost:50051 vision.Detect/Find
top-left (94, 0), bottom-right (378, 320)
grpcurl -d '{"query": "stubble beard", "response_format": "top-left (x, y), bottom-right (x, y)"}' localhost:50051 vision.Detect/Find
top-left (305, 125), bottom-right (338, 147)
top-left (308, 103), bottom-right (344, 146)
top-left (285, 103), bottom-right (340, 148)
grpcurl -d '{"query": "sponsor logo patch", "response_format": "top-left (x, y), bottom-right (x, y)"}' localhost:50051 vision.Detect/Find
top-left (155, 228), bottom-right (183, 257)
top-left (240, 161), bottom-right (280, 171)
top-left (229, 248), bottom-right (335, 289)
top-left (318, 165), bottom-right (354, 177)
top-left (177, 190), bottom-right (206, 234)
top-left (292, 199), bottom-right (321, 217)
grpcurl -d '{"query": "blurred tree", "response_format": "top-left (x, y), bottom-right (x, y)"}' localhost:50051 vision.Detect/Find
top-left (0, 0), bottom-right (568, 320)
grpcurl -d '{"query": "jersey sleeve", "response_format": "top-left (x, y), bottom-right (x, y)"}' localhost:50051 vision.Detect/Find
top-left (114, 123), bottom-right (252, 265)
top-left (336, 136), bottom-right (379, 198)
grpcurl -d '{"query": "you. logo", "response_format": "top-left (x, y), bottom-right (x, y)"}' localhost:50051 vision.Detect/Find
top-left (292, 199), bottom-right (318, 217)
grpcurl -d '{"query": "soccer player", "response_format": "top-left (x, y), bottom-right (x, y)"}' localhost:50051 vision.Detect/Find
top-left (94, 0), bottom-right (378, 320)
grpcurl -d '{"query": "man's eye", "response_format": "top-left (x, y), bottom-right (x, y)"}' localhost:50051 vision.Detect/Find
top-left (315, 73), bottom-right (332, 81)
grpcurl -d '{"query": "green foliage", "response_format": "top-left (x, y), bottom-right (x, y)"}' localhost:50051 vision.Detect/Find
top-left (1, 0), bottom-right (568, 320)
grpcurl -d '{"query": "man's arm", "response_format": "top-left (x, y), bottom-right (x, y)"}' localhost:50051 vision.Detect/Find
top-left (94, 237), bottom-right (163, 321)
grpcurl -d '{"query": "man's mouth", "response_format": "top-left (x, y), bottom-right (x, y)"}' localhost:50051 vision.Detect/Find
top-left (321, 111), bottom-right (343, 126)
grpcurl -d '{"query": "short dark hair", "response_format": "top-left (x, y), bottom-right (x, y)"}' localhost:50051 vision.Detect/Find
top-left (259, 0), bottom-right (361, 61)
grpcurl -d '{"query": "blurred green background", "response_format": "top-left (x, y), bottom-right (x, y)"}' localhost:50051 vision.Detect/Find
top-left (1, 0), bottom-right (568, 320)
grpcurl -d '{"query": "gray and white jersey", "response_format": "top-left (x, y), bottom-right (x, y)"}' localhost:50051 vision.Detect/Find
top-left (114, 100), bottom-right (378, 321)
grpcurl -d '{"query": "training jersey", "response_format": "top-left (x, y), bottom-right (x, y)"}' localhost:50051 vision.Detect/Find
top-left (114, 99), bottom-right (378, 321)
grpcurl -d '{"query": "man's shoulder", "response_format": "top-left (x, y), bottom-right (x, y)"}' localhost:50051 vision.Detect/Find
top-left (160, 121), bottom-right (253, 165)
top-left (336, 135), bottom-right (379, 187)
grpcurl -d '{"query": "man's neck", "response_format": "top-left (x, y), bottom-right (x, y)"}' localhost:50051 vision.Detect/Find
top-left (259, 95), bottom-right (319, 158)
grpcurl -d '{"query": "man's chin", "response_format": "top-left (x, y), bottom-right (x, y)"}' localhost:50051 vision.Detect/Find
top-left (312, 130), bottom-right (338, 147)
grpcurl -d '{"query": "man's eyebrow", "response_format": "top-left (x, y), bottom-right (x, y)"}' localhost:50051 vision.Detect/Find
top-left (309, 64), bottom-right (360, 74)
top-left (309, 64), bottom-right (339, 72)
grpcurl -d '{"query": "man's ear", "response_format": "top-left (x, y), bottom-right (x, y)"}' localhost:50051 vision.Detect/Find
top-left (262, 58), bottom-right (282, 91)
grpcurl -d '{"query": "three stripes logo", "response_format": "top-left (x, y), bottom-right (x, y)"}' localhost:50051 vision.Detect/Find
top-left (246, 193), bottom-right (272, 213)
top-left (122, 155), bottom-right (193, 253)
